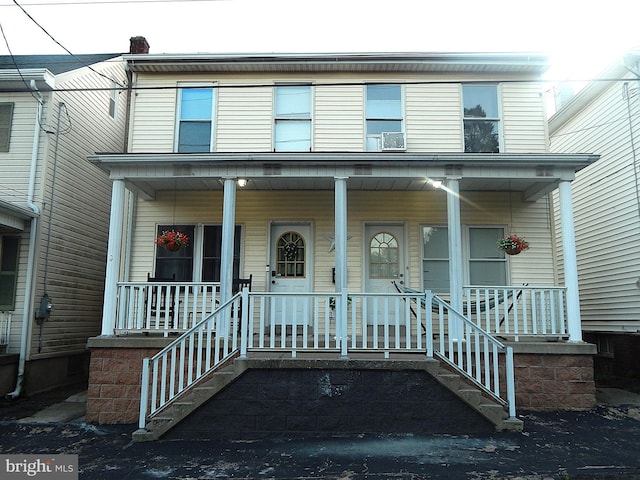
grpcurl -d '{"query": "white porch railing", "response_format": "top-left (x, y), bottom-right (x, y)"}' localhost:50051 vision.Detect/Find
top-left (114, 282), bottom-right (219, 336)
top-left (463, 285), bottom-right (568, 340)
top-left (138, 288), bottom-right (523, 430)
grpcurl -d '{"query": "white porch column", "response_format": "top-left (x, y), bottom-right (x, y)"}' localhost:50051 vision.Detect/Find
top-left (101, 179), bottom-right (125, 336)
top-left (220, 177), bottom-right (237, 304)
top-left (446, 178), bottom-right (463, 340)
top-left (559, 180), bottom-right (583, 342)
top-left (334, 177), bottom-right (348, 291)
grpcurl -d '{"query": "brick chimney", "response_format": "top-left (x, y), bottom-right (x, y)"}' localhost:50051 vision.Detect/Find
top-left (129, 36), bottom-right (150, 54)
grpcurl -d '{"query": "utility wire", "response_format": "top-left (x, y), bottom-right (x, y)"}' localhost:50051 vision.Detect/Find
top-left (11, 0), bottom-right (127, 88)
top-left (0, 0), bottom-right (229, 5)
top-left (0, 18), bottom-right (42, 103)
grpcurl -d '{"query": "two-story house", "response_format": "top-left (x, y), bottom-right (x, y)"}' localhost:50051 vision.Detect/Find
top-left (86, 46), bottom-right (599, 439)
top-left (549, 51), bottom-right (640, 390)
top-left (0, 52), bottom-right (127, 397)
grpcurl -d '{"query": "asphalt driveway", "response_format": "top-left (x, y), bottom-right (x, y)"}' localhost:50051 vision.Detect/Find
top-left (1, 384), bottom-right (640, 480)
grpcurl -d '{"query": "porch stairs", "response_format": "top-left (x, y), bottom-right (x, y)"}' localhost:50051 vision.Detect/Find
top-left (132, 354), bottom-right (523, 442)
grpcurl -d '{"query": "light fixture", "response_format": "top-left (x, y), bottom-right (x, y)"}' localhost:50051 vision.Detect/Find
top-left (237, 178), bottom-right (248, 187)
top-left (427, 178), bottom-right (442, 189)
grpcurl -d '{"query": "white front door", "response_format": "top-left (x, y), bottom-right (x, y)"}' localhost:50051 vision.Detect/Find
top-left (269, 223), bottom-right (312, 325)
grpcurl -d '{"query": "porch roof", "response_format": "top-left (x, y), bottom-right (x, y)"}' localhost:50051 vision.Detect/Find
top-left (88, 152), bottom-right (599, 202)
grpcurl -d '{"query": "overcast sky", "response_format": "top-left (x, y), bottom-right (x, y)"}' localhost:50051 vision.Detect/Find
top-left (1, 0), bottom-right (639, 83)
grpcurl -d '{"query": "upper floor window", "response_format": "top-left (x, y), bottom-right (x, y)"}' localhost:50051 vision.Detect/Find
top-left (108, 82), bottom-right (118, 119)
top-left (0, 103), bottom-right (14, 152)
top-left (422, 226), bottom-right (507, 293)
top-left (366, 84), bottom-right (403, 151)
top-left (176, 85), bottom-right (214, 153)
top-left (463, 85), bottom-right (500, 153)
top-left (274, 85), bottom-right (312, 152)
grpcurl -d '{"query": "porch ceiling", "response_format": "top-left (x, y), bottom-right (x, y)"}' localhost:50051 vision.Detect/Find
top-left (88, 152), bottom-right (600, 202)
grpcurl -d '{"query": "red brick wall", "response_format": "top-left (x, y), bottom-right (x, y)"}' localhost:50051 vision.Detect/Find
top-left (86, 347), bottom-right (162, 424)
top-left (514, 353), bottom-right (596, 410)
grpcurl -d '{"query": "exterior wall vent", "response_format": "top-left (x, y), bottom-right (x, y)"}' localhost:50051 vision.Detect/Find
top-left (354, 164), bottom-right (372, 175)
top-left (381, 132), bottom-right (406, 151)
top-left (264, 164), bottom-right (282, 175)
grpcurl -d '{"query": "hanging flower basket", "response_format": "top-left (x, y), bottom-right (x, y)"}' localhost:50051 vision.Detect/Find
top-left (155, 230), bottom-right (190, 252)
top-left (497, 234), bottom-right (529, 255)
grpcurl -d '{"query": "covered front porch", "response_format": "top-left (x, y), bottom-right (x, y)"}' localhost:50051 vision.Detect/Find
top-left (86, 152), bottom-right (598, 430)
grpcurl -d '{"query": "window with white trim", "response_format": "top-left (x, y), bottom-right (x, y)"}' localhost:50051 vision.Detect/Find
top-left (176, 85), bottom-right (214, 152)
top-left (274, 85), bottom-right (311, 152)
top-left (463, 84), bottom-right (500, 153)
top-left (108, 81), bottom-right (118, 119)
top-left (366, 84), bottom-right (403, 151)
top-left (422, 226), bottom-right (507, 293)
top-left (154, 225), bottom-right (241, 281)
top-left (0, 103), bottom-right (14, 152)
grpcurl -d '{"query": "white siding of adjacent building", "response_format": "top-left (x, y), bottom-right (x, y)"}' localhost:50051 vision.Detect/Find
top-left (550, 76), bottom-right (640, 332)
top-left (28, 61), bottom-right (128, 356)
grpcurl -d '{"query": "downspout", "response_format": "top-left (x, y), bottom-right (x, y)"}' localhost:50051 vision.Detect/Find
top-left (7, 81), bottom-right (43, 398)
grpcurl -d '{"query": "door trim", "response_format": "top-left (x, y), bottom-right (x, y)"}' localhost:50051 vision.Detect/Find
top-left (362, 222), bottom-right (408, 292)
top-left (267, 221), bottom-right (314, 293)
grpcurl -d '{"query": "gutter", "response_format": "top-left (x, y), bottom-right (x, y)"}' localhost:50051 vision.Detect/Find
top-left (7, 80), bottom-right (43, 399)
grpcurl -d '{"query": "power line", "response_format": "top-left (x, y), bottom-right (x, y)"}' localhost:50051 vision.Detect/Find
top-left (10, 0), bottom-right (127, 88)
top-left (0, 0), bottom-right (228, 5)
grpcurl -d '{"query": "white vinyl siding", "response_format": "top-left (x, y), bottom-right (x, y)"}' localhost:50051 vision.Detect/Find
top-left (406, 83), bottom-right (462, 151)
top-left (129, 78), bottom-right (178, 152)
top-left (129, 190), bottom-right (555, 294)
top-left (551, 74), bottom-right (640, 332)
top-left (314, 84), bottom-right (363, 152)
top-left (502, 82), bottom-right (548, 153)
top-left (217, 86), bottom-right (272, 152)
top-left (30, 61), bottom-right (127, 356)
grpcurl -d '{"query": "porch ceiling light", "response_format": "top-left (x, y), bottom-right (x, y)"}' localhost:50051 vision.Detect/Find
top-left (427, 178), bottom-right (443, 189)
top-left (237, 178), bottom-right (248, 187)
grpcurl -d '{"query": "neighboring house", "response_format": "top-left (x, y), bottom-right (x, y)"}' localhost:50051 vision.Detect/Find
top-left (0, 52), bottom-right (127, 397)
top-left (86, 45), bottom-right (599, 438)
top-left (549, 51), bottom-right (640, 388)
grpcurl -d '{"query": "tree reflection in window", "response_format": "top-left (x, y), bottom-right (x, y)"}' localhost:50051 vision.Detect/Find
top-left (276, 231), bottom-right (305, 277)
top-left (463, 85), bottom-right (500, 153)
top-left (369, 232), bottom-right (399, 278)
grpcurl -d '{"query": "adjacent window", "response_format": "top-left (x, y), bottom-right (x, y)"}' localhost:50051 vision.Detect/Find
top-left (274, 85), bottom-right (312, 152)
top-left (108, 81), bottom-right (118, 119)
top-left (176, 86), bottom-right (214, 152)
top-left (421, 226), bottom-right (507, 292)
top-left (366, 84), bottom-right (403, 151)
top-left (154, 225), bottom-right (241, 282)
top-left (0, 103), bottom-right (14, 152)
top-left (463, 85), bottom-right (500, 153)
top-left (0, 236), bottom-right (20, 311)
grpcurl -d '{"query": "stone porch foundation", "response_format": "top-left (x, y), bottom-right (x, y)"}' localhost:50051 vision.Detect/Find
top-left (86, 336), bottom-right (597, 425)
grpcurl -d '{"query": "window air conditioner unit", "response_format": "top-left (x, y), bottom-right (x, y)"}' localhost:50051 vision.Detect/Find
top-left (381, 132), bottom-right (406, 151)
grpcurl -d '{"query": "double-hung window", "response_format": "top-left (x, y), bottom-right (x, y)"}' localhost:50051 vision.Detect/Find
top-left (366, 84), bottom-right (403, 151)
top-left (108, 81), bottom-right (118, 119)
top-left (176, 85), bottom-right (214, 152)
top-left (0, 103), bottom-right (14, 152)
top-left (462, 84), bottom-right (500, 153)
top-left (274, 85), bottom-right (312, 152)
top-left (154, 225), bottom-right (241, 282)
top-left (422, 226), bottom-right (507, 293)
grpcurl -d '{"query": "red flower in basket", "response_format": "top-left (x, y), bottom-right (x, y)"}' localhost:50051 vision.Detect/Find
top-left (156, 230), bottom-right (190, 252)
top-left (497, 234), bottom-right (529, 255)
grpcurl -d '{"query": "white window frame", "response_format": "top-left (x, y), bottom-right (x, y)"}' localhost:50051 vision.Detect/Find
top-left (365, 84), bottom-right (404, 151)
top-left (174, 83), bottom-right (216, 153)
top-left (420, 224), bottom-right (509, 293)
top-left (461, 84), bottom-right (502, 153)
top-left (108, 81), bottom-right (118, 120)
top-left (273, 83), bottom-right (313, 152)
